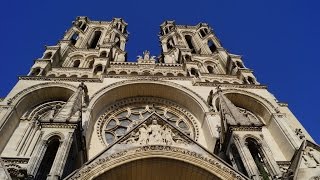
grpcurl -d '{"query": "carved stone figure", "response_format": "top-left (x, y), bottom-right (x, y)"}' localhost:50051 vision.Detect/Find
top-left (143, 50), bottom-right (150, 60)
top-left (137, 124), bottom-right (149, 145)
top-left (122, 118), bottom-right (188, 146)
top-left (148, 120), bottom-right (164, 145)
top-left (207, 90), bottom-right (214, 107)
top-left (163, 125), bottom-right (174, 145)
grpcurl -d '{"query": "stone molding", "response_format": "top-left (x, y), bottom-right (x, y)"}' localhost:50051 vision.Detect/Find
top-left (194, 82), bottom-right (267, 89)
top-left (7, 82), bottom-right (77, 105)
top-left (41, 123), bottom-right (78, 129)
top-left (211, 88), bottom-right (278, 114)
top-left (2, 158), bottom-right (29, 164)
top-left (19, 76), bottom-right (102, 83)
top-left (89, 80), bottom-right (209, 111)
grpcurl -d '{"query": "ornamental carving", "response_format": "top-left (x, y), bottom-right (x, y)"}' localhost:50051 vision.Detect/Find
top-left (97, 97), bottom-right (198, 146)
top-left (68, 145), bottom-right (247, 180)
top-left (122, 119), bottom-right (189, 146)
top-left (20, 101), bottom-right (66, 121)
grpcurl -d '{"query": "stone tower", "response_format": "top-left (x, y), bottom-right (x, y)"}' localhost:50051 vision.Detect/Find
top-left (0, 17), bottom-right (319, 180)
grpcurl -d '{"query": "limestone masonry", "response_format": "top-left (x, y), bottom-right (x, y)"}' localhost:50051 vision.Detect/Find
top-left (0, 17), bottom-right (319, 180)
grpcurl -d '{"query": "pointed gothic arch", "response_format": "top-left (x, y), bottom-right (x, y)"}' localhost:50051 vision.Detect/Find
top-left (34, 136), bottom-right (61, 180)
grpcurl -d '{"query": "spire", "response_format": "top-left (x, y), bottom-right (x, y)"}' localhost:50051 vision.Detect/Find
top-left (54, 82), bottom-right (87, 123)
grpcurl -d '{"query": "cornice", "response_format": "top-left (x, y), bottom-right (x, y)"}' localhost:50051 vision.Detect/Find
top-left (193, 82), bottom-right (267, 89)
top-left (45, 46), bottom-right (60, 50)
top-left (18, 76), bottom-right (102, 83)
top-left (51, 67), bottom-right (93, 72)
top-left (104, 75), bottom-right (191, 81)
top-left (278, 102), bottom-right (288, 107)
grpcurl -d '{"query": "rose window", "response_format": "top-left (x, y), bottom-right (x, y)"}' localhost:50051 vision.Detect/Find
top-left (96, 97), bottom-right (198, 146)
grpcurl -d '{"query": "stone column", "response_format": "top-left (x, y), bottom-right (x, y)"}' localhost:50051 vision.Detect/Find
top-left (233, 135), bottom-right (260, 180)
top-left (27, 137), bottom-right (46, 176)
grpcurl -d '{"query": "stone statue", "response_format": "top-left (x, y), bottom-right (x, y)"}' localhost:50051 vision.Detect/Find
top-left (207, 90), bottom-right (214, 107)
top-left (232, 66), bottom-right (238, 75)
top-left (163, 125), bottom-right (174, 145)
top-left (148, 120), bottom-right (164, 145)
top-left (137, 124), bottom-right (148, 145)
top-left (143, 50), bottom-right (150, 60)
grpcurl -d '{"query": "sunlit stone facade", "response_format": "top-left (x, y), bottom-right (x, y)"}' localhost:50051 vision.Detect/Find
top-left (0, 17), bottom-right (319, 180)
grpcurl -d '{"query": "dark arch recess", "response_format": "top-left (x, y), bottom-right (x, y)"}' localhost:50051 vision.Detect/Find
top-left (94, 157), bottom-right (221, 180)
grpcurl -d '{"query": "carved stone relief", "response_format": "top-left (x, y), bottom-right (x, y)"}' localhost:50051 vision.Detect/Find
top-left (122, 119), bottom-right (189, 146)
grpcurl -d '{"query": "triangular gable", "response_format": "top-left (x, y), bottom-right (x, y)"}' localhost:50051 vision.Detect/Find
top-left (65, 113), bottom-right (249, 180)
top-left (118, 112), bottom-right (193, 146)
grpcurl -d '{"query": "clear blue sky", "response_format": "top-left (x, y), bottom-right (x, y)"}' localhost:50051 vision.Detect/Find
top-left (0, 0), bottom-right (319, 143)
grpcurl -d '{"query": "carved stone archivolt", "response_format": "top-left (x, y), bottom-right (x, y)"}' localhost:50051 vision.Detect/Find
top-left (67, 145), bottom-right (248, 180)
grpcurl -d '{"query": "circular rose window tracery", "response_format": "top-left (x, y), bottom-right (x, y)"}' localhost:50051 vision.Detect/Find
top-left (96, 97), bottom-right (199, 146)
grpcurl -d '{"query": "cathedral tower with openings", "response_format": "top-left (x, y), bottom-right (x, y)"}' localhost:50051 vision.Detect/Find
top-left (0, 17), bottom-right (319, 180)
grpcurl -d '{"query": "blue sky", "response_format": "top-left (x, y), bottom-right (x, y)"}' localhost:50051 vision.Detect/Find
top-left (0, 0), bottom-right (319, 143)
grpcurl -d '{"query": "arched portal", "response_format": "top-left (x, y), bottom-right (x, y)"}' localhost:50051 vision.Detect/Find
top-left (94, 157), bottom-right (220, 180)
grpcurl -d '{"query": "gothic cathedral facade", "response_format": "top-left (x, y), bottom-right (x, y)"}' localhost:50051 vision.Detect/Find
top-left (0, 17), bottom-right (319, 180)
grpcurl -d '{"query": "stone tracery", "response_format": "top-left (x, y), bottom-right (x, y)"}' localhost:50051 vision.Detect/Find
top-left (96, 97), bottom-right (198, 146)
